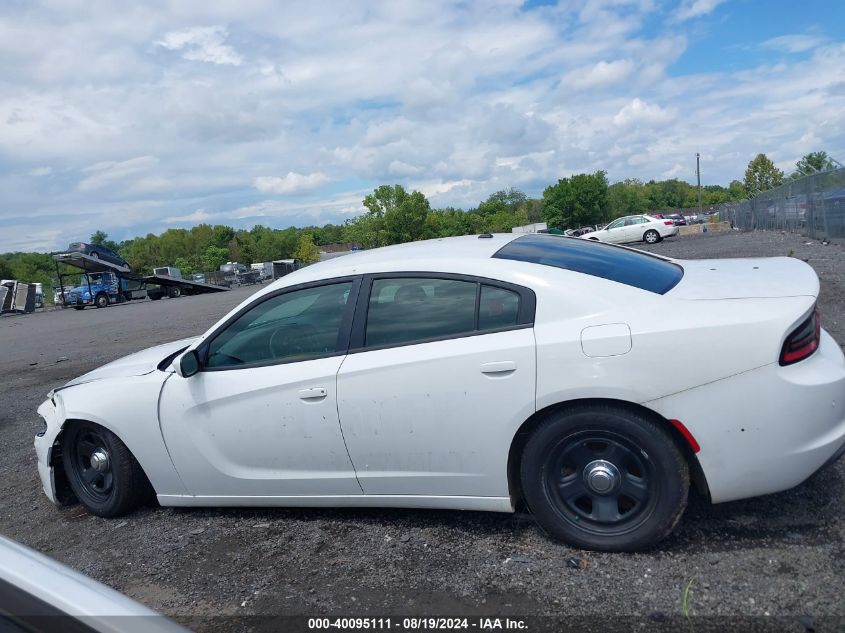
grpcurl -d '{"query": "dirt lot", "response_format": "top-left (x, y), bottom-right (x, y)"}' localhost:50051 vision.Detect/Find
top-left (1, 231), bottom-right (844, 631)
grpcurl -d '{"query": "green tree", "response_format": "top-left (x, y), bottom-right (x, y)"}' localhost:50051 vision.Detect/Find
top-left (201, 245), bottom-right (230, 272)
top-left (795, 151), bottom-right (836, 176)
top-left (360, 184), bottom-right (431, 245)
top-left (728, 180), bottom-right (746, 200)
top-left (744, 154), bottom-right (784, 195)
top-left (0, 257), bottom-right (12, 279)
top-left (293, 233), bottom-right (320, 264)
top-left (477, 188), bottom-right (527, 216)
top-left (607, 179), bottom-right (647, 218)
top-left (172, 256), bottom-right (199, 276)
top-left (542, 170), bottom-right (609, 229)
top-left (89, 230), bottom-right (120, 252)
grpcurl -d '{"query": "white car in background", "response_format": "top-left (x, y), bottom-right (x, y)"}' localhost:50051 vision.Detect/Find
top-left (582, 214), bottom-right (679, 244)
top-left (35, 234), bottom-right (845, 551)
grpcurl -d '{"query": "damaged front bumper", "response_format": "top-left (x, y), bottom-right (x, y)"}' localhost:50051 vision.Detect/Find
top-left (35, 393), bottom-right (66, 505)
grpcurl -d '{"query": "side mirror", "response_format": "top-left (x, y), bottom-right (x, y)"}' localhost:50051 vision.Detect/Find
top-left (177, 350), bottom-right (201, 378)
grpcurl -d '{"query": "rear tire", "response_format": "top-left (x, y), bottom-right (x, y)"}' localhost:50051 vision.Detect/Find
top-left (168, 286), bottom-right (182, 298)
top-left (62, 422), bottom-right (152, 518)
top-left (643, 230), bottom-right (660, 244)
top-left (519, 405), bottom-right (688, 551)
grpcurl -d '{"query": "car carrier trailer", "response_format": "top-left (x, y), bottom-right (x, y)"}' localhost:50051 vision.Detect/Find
top-left (53, 252), bottom-right (228, 309)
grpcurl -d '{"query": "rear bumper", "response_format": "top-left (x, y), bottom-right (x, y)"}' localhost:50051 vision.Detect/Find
top-left (646, 329), bottom-right (845, 503)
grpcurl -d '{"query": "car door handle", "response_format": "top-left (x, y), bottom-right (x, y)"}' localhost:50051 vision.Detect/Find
top-left (480, 361), bottom-right (517, 375)
top-left (298, 387), bottom-right (327, 400)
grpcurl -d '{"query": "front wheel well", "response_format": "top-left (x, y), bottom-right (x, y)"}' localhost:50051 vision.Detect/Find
top-left (52, 419), bottom-right (155, 502)
top-left (506, 399), bottom-right (709, 510)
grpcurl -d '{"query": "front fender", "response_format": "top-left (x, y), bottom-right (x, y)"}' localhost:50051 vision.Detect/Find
top-left (41, 373), bottom-right (188, 498)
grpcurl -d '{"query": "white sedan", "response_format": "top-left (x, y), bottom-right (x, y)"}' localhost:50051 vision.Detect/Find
top-left (581, 214), bottom-right (679, 244)
top-left (35, 234), bottom-right (845, 551)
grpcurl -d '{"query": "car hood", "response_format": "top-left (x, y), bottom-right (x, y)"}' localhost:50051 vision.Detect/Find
top-left (668, 257), bottom-right (819, 300)
top-left (63, 337), bottom-right (196, 387)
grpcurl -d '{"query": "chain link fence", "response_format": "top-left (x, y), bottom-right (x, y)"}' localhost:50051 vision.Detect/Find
top-left (717, 167), bottom-right (845, 243)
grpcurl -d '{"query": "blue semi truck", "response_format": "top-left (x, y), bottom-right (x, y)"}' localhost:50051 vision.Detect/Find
top-left (61, 271), bottom-right (147, 309)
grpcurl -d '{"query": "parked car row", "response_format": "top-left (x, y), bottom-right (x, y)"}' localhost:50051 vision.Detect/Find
top-left (649, 213), bottom-right (687, 227)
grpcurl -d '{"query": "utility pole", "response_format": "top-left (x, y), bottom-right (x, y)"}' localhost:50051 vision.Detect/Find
top-left (696, 152), bottom-right (702, 215)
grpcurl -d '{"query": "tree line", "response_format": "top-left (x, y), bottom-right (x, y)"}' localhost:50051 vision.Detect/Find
top-left (1, 150), bottom-right (834, 302)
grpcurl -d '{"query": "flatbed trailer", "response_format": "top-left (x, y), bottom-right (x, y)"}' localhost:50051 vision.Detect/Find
top-left (53, 253), bottom-right (228, 309)
top-left (142, 274), bottom-right (229, 300)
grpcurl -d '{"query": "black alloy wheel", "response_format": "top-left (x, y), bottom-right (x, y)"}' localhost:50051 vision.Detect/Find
top-left (544, 431), bottom-right (655, 531)
top-left (520, 405), bottom-right (689, 551)
top-left (69, 427), bottom-right (114, 502)
top-left (62, 422), bottom-right (152, 517)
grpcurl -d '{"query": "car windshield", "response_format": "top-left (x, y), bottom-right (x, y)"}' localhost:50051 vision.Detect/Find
top-left (77, 273), bottom-right (104, 285)
top-left (493, 234), bottom-right (684, 294)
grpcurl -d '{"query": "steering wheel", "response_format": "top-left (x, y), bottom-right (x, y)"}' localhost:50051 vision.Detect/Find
top-left (207, 351), bottom-right (245, 366)
top-left (269, 324), bottom-right (320, 359)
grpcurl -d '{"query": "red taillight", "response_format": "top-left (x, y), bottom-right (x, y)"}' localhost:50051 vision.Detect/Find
top-left (780, 308), bottom-right (821, 366)
top-left (664, 220), bottom-right (674, 225)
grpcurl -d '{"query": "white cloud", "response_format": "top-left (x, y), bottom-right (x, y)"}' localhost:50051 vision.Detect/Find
top-left (761, 34), bottom-right (826, 54)
top-left (78, 156), bottom-right (159, 192)
top-left (163, 209), bottom-right (213, 224)
top-left (28, 166), bottom-right (52, 177)
top-left (612, 98), bottom-right (675, 127)
top-left (156, 26), bottom-right (242, 66)
top-left (563, 59), bottom-right (636, 89)
top-left (671, 0), bottom-right (727, 22)
top-left (231, 193), bottom-right (366, 220)
top-left (253, 172), bottom-right (331, 194)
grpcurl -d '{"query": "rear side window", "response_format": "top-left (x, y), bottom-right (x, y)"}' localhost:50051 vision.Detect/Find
top-left (493, 234), bottom-right (683, 294)
top-left (362, 276), bottom-right (532, 349)
top-left (366, 278), bottom-right (476, 347)
top-left (479, 285), bottom-right (519, 330)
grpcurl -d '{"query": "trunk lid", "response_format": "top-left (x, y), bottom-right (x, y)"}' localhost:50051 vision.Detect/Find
top-left (668, 257), bottom-right (819, 300)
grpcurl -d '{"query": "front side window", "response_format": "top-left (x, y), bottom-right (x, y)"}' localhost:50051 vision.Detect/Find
top-left (606, 219), bottom-right (624, 230)
top-left (206, 281), bottom-right (353, 368)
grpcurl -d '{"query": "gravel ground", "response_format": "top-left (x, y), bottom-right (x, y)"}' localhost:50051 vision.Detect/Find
top-left (1, 231), bottom-right (844, 632)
